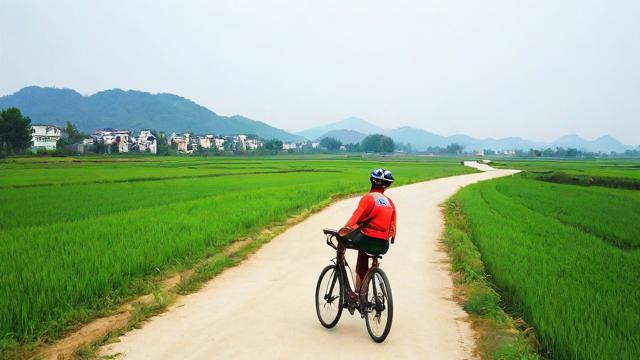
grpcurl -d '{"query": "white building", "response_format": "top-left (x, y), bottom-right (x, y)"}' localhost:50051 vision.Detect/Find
top-left (245, 138), bottom-right (261, 150)
top-left (137, 130), bottom-right (157, 154)
top-left (93, 129), bottom-right (131, 144)
top-left (214, 137), bottom-right (225, 151)
top-left (31, 125), bottom-right (61, 150)
top-left (92, 128), bottom-right (131, 153)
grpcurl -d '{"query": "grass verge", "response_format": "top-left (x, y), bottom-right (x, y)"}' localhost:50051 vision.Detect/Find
top-left (442, 198), bottom-right (540, 359)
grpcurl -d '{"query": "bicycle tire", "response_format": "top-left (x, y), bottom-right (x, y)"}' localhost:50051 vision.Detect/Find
top-left (315, 264), bottom-right (344, 328)
top-left (363, 267), bottom-right (393, 342)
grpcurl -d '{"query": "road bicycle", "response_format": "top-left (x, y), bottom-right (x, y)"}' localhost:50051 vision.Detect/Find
top-left (315, 229), bottom-right (393, 342)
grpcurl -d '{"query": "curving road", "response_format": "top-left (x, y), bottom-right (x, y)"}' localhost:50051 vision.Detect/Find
top-left (101, 170), bottom-right (518, 359)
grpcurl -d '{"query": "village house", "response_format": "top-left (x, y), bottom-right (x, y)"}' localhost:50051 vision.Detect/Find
top-left (214, 137), bottom-right (225, 151)
top-left (169, 133), bottom-right (188, 152)
top-left (169, 132), bottom-right (198, 152)
top-left (245, 138), bottom-right (261, 150)
top-left (92, 128), bottom-right (131, 153)
top-left (197, 135), bottom-right (212, 149)
top-left (30, 124), bottom-right (61, 150)
top-left (136, 130), bottom-right (157, 154)
top-left (190, 136), bottom-right (199, 151)
top-left (72, 137), bottom-right (95, 154)
top-left (232, 134), bottom-right (263, 151)
top-left (223, 135), bottom-right (244, 151)
top-left (193, 135), bottom-right (226, 151)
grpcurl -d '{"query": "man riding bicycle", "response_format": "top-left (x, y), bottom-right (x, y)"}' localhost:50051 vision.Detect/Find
top-left (339, 168), bottom-right (396, 290)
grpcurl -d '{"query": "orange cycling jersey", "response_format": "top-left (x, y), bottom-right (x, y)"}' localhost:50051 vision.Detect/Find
top-left (345, 188), bottom-right (396, 241)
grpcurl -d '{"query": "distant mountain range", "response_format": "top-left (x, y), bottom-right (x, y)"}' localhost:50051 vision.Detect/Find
top-left (0, 86), bottom-right (305, 142)
top-left (1, 87), bottom-right (633, 152)
top-left (297, 117), bottom-right (635, 153)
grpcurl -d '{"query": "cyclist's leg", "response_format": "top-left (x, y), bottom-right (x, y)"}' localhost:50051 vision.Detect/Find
top-left (355, 250), bottom-right (369, 289)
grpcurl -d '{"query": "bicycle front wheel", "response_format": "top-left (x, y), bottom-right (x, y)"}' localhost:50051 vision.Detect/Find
top-left (363, 268), bottom-right (393, 342)
top-left (315, 264), bottom-right (344, 328)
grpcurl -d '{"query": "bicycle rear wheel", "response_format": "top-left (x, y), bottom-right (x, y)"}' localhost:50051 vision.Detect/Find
top-left (363, 268), bottom-right (393, 342)
top-left (315, 264), bottom-right (344, 328)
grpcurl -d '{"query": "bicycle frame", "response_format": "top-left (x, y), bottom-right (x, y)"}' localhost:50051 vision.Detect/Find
top-left (325, 232), bottom-right (380, 308)
top-left (318, 229), bottom-right (393, 342)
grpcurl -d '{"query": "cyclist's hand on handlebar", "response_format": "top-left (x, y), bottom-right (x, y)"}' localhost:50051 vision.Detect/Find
top-left (338, 226), bottom-right (355, 237)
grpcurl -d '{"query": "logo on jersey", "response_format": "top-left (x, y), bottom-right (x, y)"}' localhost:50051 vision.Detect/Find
top-left (375, 196), bottom-right (389, 206)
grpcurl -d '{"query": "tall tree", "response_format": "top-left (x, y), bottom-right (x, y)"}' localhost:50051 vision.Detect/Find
top-left (264, 139), bottom-right (283, 155)
top-left (64, 121), bottom-right (84, 142)
top-left (360, 134), bottom-right (395, 153)
top-left (445, 143), bottom-right (464, 155)
top-left (319, 137), bottom-right (342, 151)
top-left (152, 130), bottom-right (170, 155)
top-left (57, 121), bottom-right (86, 148)
top-left (0, 107), bottom-right (33, 155)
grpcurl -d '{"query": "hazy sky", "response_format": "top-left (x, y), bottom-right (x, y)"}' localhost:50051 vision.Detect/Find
top-left (1, 1), bottom-right (639, 144)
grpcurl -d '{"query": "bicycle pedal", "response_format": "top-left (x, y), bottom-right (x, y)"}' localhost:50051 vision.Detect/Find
top-left (347, 305), bottom-right (355, 315)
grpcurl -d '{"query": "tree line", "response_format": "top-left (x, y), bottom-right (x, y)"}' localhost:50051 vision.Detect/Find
top-left (317, 134), bottom-right (396, 153)
top-left (508, 147), bottom-right (640, 158)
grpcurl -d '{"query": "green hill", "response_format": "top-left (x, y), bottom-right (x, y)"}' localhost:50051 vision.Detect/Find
top-left (0, 86), bottom-right (305, 142)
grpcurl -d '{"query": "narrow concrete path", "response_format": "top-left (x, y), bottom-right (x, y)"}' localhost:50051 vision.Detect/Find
top-left (102, 170), bottom-right (518, 359)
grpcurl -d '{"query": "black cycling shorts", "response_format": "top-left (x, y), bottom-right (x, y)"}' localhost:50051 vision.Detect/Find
top-left (349, 230), bottom-right (389, 255)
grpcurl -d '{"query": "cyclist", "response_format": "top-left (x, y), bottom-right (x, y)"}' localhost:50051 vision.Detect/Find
top-left (339, 168), bottom-right (396, 290)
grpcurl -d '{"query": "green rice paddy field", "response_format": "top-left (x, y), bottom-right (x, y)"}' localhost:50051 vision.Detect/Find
top-left (0, 155), bottom-right (472, 351)
top-left (453, 159), bottom-right (640, 359)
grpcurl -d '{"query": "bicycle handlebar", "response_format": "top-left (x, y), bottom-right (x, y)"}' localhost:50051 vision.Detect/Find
top-left (323, 228), bottom-right (339, 250)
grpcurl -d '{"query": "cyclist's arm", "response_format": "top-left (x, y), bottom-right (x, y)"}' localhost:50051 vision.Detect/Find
top-left (345, 194), bottom-right (374, 227)
top-left (390, 207), bottom-right (396, 243)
